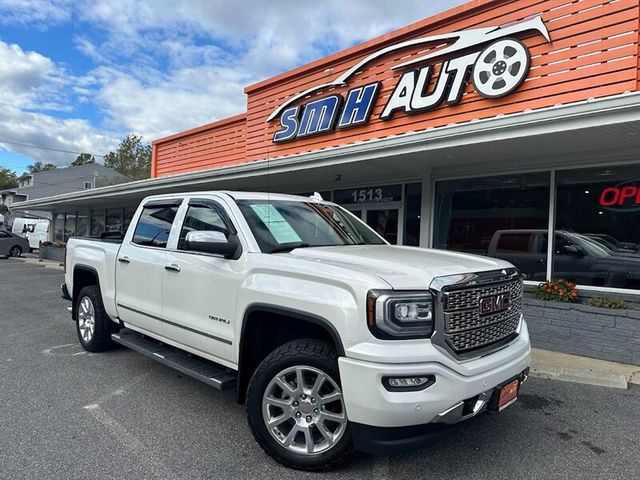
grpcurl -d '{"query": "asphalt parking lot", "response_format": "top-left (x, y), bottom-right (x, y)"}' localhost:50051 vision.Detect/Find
top-left (1, 259), bottom-right (639, 480)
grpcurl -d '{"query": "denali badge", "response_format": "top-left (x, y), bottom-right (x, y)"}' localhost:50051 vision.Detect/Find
top-left (479, 293), bottom-right (509, 316)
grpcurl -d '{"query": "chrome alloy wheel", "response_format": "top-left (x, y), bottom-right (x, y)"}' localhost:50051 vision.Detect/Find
top-left (78, 296), bottom-right (96, 342)
top-left (262, 365), bottom-right (347, 455)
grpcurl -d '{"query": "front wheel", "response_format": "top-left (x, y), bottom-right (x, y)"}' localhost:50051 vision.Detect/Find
top-left (9, 246), bottom-right (22, 257)
top-left (246, 339), bottom-right (353, 471)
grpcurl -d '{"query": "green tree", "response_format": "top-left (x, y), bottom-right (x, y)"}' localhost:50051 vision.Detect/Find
top-left (0, 167), bottom-right (18, 189)
top-left (27, 161), bottom-right (57, 173)
top-left (71, 153), bottom-right (96, 166)
top-left (103, 134), bottom-right (151, 181)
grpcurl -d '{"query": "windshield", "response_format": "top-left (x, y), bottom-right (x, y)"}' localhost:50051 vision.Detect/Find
top-left (236, 200), bottom-right (386, 253)
top-left (563, 231), bottom-right (610, 258)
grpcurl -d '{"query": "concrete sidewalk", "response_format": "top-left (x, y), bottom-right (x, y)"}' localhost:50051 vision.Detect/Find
top-left (531, 347), bottom-right (640, 389)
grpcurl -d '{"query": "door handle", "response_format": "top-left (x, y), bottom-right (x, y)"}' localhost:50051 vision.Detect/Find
top-left (118, 256), bottom-right (130, 264)
top-left (165, 264), bottom-right (181, 272)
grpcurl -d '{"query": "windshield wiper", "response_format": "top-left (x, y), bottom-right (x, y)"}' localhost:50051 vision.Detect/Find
top-left (269, 242), bottom-right (311, 254)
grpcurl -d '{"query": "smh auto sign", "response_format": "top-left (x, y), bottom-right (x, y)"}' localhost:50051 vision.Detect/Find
top-left (269, 16), bottom-right (551, 143)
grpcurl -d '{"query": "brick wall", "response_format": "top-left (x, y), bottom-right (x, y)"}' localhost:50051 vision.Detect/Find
top-left (523, 296), bottom-right (640, 365)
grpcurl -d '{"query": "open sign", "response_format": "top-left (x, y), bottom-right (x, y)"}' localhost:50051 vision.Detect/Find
top-left (599, 186), bottom-right (640, 207)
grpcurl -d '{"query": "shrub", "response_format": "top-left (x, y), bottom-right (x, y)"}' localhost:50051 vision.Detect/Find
top-left (42, 241), bottom-right (66, 248)
top-left (534, 279), bottom-right (578, 303)
top-left (586, 296), bottom-right (629, 310)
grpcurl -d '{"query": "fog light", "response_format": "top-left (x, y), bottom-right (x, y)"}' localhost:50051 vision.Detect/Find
top-left (382, 375), bottom-right (435, 392)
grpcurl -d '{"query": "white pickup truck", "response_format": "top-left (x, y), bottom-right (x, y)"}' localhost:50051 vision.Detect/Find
top-left (62, 191), bottom-right (530, 471)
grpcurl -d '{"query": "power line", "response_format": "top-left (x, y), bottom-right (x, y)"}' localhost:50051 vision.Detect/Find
top-left (0, 139), bottom-right (106, 158)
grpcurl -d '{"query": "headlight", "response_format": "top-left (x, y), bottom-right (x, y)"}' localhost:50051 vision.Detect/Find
top-left (366, 290), bottom-right (434, 339)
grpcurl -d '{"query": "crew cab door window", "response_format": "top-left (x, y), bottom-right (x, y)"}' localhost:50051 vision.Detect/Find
top-left (178, 204), bottom-right (228, 250)
top-left (132, 206), bottom-right (178, 248)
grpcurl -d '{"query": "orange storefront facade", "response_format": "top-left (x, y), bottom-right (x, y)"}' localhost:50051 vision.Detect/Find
top-left (23, 0), bottom-right (640, 296)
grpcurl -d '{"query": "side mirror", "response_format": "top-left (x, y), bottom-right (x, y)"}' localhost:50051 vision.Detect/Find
top-left (185, 230), bottom-right (241, 259)
top-left (560, 245), bottom-right (584, 257)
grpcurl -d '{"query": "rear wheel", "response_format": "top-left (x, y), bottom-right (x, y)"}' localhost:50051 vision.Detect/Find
top-left (246, 339), bottom-right (353, 471)
top-left (76, 285), bottom-right (115, 352)
top-left (9, 246), bottom-right (22, 257)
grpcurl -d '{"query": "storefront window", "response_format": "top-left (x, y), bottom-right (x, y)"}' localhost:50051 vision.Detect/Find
top-left (554, 165), bottom-right (640, 290)
top-left (77, 212), bottom-right (88, 238)
top-left (64, 212), bottom-right (77, 240)
top-left (106, 208), bottom-right (123, 233)
top-left (123, 207), bottom-right (136, 232)
top-left (54, 213), bottom-right (64, 242)
top-left (90, 210), bottom-right (105, 237)
top-left (403, 183), bottom-right (421, 246)
top-left (434, 172), bottom-right (550, 280)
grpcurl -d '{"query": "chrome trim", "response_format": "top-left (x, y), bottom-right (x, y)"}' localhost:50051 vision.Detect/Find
top-left (433, 390), bottom-right (492, 425)
top-left (429, 268), bottom-right (522, 360)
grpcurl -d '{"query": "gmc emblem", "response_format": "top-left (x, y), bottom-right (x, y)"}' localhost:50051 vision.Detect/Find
top-left (479, 293), bottom-right (509, 316)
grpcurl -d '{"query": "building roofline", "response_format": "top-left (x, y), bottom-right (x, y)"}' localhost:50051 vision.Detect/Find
top-left (152, 113), bottom-right (247, 145)
top-left (14, 92), bottom-right (640, 210)
top-left (244, 0), bottom-right (496, 94)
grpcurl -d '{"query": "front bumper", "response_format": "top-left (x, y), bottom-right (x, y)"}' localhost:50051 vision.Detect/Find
top-left (339, 321), bottom-right (531, 452)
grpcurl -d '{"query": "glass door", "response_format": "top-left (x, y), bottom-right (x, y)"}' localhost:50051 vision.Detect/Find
top-left (346, 205), bottom-right (401, 244)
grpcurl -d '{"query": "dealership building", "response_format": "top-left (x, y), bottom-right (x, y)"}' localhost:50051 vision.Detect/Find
top-left (15, 0), bottom-right (640, 362)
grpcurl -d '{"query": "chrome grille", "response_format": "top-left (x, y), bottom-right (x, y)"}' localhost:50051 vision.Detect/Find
top-left (440, 277), bottom-right (522, 355)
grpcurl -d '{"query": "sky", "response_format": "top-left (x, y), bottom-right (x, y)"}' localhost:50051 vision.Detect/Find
top-left (0, 0), bottom-right (466, 175)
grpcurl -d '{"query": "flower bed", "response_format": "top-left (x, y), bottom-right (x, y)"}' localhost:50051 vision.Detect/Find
top-left (38, 243), bottom-right (65, 263)
top-left (523, 292), bottom-right (640, 365)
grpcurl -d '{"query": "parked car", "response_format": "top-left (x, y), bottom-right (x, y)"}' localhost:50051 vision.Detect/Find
top-left (63, 192), bottom-right (530, 471)
top-left (487, 229), bottom-right (640, 288)
top-left (0, 229), bottom-right (30, 257)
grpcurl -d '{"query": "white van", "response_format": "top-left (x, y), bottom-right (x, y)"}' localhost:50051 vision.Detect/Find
top-left (11, 218), bottom-right (50, 249)
top-left (11, 218), bottom-right (36, 237)
top-left (30, 220), bottom-right (50, 249)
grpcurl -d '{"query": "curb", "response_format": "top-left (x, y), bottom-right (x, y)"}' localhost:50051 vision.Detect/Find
top-left (530, 363), bottom-right (628, 389)
top-left (12, 256), bottom-right (64, 271)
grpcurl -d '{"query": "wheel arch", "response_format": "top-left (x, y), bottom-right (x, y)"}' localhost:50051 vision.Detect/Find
top-left (237, 304), bottom-right (345, 404)
top-left (72, 265), bottom-right (101, 321)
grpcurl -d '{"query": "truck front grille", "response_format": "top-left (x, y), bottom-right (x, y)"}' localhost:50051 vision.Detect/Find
top-left (439, 277), bottom-right (522, 356)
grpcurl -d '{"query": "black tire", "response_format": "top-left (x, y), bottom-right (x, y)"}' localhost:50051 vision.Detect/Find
top-left (9, 245), bottom-right (21, 257)
top-left (75, 285), bottom-right (115, 352)
top-left (246, 339), bottom-right (353, 471)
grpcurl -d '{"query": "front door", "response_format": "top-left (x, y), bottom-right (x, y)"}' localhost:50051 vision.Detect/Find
top-left (161, 198), bottom-right (242, 365)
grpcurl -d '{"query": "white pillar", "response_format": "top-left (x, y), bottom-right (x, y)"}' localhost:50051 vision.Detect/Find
top-left (419, 168), bottom-right (432, 248)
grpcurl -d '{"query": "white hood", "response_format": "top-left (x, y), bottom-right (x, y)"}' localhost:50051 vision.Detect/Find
top-left (290, 245), bottom-right (513, 290)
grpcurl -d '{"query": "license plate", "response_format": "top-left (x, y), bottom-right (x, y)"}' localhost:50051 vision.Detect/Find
top-left (497, 378), bottom-right (520, 411)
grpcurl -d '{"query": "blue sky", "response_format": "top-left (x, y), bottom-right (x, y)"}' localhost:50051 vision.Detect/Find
top-left (0, 0), bottom-right (465, 175)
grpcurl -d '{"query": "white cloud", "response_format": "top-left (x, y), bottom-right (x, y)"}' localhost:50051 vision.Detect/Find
top-left (0, 106), bottom-right (115, 165)
top-left (0, 0), bottom-right (73, 27)
top-left (0, 0), bottom-right (467, 167)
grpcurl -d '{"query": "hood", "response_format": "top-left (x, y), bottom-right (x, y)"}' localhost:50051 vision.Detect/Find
top-left (290, 245), bottom-right (513, 289)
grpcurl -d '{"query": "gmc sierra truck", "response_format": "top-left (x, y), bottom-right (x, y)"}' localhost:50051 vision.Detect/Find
top-left (62, 191), bottom-right (530, 471)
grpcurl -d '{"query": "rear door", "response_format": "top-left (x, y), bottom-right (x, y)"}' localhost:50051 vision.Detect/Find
top-left (161, 197), bottom-right (244, 365)
top-left (115, 199), bottom-right (183, 336)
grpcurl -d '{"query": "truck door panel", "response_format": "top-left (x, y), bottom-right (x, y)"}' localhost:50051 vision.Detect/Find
top-left (115, 201), bottom-right (181, 336)
top-left (161, 200), bottom-right (241, 364)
